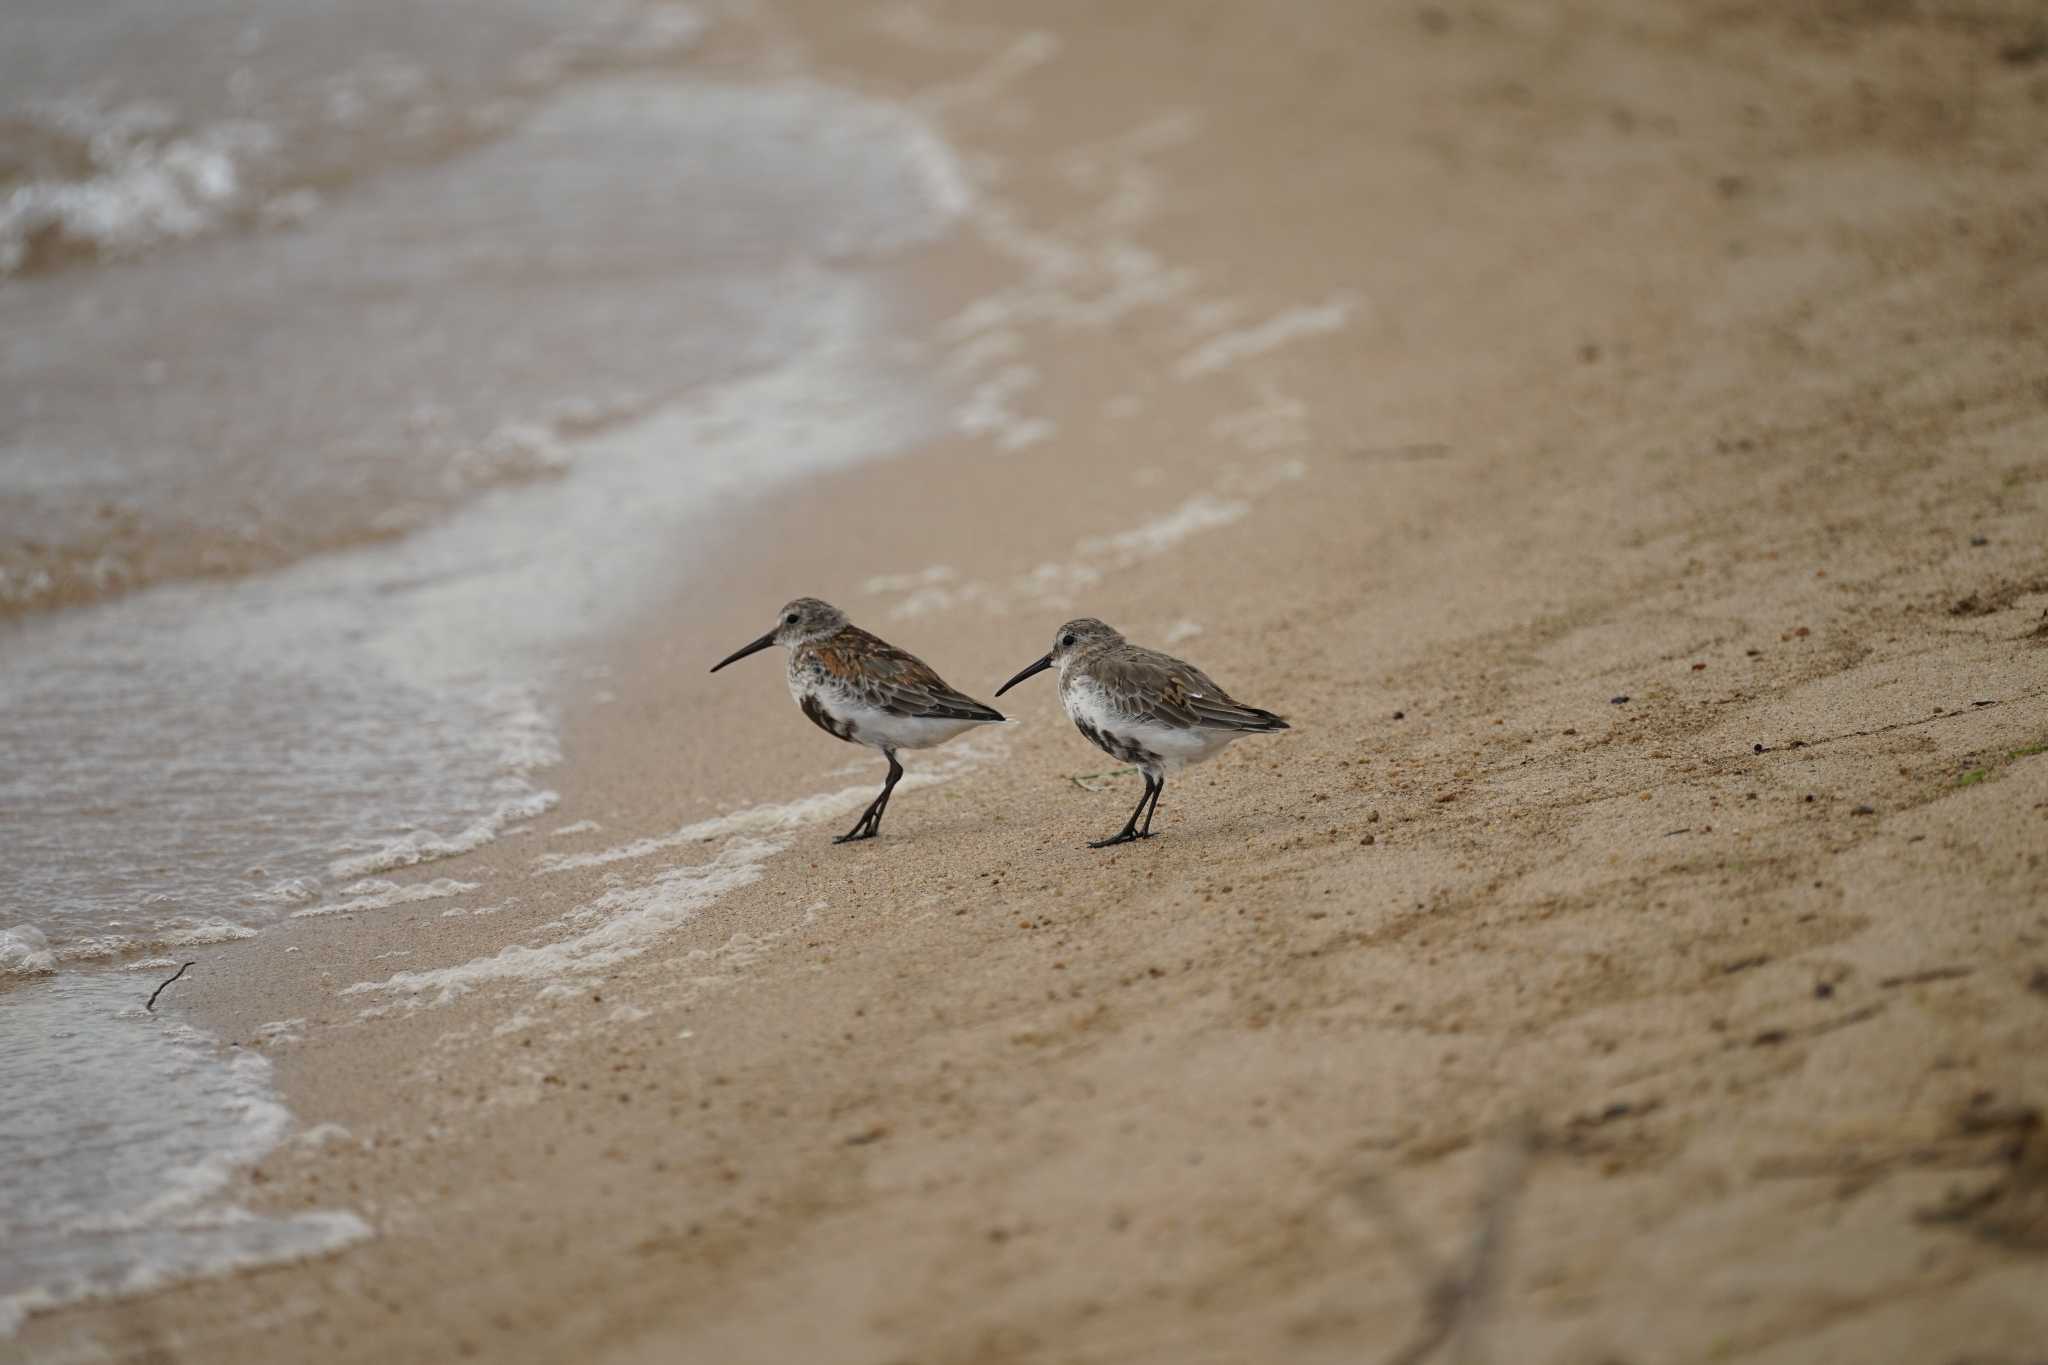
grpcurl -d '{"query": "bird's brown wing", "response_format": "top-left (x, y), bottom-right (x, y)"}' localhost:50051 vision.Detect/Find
top-left (1091, 646), bottom-right (1290, 733)
top-left (815, 626), bottom-right (1006, 722)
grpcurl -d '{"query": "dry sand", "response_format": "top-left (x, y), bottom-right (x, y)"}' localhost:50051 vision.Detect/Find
top-left (19, 1), bottom-right (2048, 1361)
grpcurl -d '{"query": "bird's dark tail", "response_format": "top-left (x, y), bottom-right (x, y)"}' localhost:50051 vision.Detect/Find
top-left (1192, 698), bottom-right (1290, 732)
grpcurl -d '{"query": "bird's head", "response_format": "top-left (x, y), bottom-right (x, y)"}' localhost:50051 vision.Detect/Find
top-left (708, 597), bottom-right (848, 672)
top-left (995, 618), bottom-right (1123, 696)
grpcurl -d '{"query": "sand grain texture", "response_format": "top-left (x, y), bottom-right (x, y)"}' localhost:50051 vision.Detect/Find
top-left (19, 1), bottom-right (2048, 1362)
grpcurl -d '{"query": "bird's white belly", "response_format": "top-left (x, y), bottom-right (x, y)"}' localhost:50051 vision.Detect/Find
top-left (845, 706), bottom-right (982, 751)
top-left (793, 676), bottom-right (984, 752)
top-left (1062, 681), bottom-right (1235, 772)
top-left (1143, 723), bottom-right (1234, 768)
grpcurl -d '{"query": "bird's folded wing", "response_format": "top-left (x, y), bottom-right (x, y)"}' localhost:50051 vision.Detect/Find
top-left (1096, 651), bottom-right (1289, 732)
top-left (836, 629), bottom-right (1006, 722)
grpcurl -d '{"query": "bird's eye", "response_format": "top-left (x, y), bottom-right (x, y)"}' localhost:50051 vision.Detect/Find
top-left (1061, 634), bottom-right (1075, 647)
top-left (785, 613), bottom-right (799, 625)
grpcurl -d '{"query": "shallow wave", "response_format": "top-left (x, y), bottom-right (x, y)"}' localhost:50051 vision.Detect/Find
top-left (0, 1), bottom-right (711, 280)
top-left (0, 919), bottom-right (257, 980)
top-left (325, 791), bottom-right (558, 882)
top-left (1, 70), bottom-right (974, 622)
top-left (0, 4), bottom-right (978, 1334)
top-left (0, 98), bottom-right (276, 274)
top-left (0, 975), bottom-right (369, 1337)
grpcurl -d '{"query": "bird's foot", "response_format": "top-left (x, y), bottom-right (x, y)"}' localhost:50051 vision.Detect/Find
top-left (833, 827), bottom-right (880, 844)
top-left (1087, 830), bottom-right (1154, 849)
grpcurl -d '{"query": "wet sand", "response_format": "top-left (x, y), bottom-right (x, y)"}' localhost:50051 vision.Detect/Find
top-left (18, 1), bottom-right (2048, 1361)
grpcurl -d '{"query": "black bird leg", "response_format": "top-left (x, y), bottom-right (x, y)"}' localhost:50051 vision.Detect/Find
top-left (1138, 775), bottom-right (1165, 836)
top-left (1089, 772), bottom-right (1162, 848)
top-left (836, 793), bottom-right (884, 843)
top-left (836, 751), bottom-right (904, 843)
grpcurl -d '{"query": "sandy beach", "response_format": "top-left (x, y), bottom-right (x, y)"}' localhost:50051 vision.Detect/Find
top-left (10, 0), bottom-right (2048, 1361)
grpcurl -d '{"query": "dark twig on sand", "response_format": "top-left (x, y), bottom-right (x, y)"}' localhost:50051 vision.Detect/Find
top-left (1748, 685), bottom-right (2048, 758)
top-left (1354, 1116), bottom-right (1538, 1365)
top-left (146, 961), bottom-right (197, 1013)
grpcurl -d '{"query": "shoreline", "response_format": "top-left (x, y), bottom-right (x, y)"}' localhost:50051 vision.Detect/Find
top-left (15, 1), bottom-right (2048, 1360)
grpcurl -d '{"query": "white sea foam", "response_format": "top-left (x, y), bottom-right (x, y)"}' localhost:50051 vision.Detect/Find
top-left (344, 839), bottom-right (777, 1008)
top-left (870, 464), bottom-right (1296, 622)
top-left (0, 1206), bottom-right (369, 1339)
top-left (247, 876), bottom-right (323, 908)
top-left (1015, 561), bottom-right (1105, 604)
top-left (1175, 292), bottom-right (1360, 378)
top-left (888, 113), bottom-right (975, 222)
top-left (915, 30), bottom-right (1062, 112)
top-left (955, 364), bottom-right (1055, 450)
top-left (549, 819), bottom-right (603, 838)
top-left (255, 1019), bottom-right (306, 1045)
top-left (946, 328), bottom-right (1024, 374)
top-left (536, 733), bottom-right (1001, 875)
top-left (326, 790), bottom-right (558, 881)
top-left (0, 976), bottom-right (369, 1337)
top-left (291, 877), bottom-right (481, 919)
top-left (863, 565), bottom-right (957, 594)
top-left (348, 735), bottom-right (1005, 1010)
top-left (0, 918), bottom-right (255, 975)
top-left (1211, 381), bottom-right (1311, 453)
top-left (626, 4), bottom-right (711, 55)
top-left (536, 792), bottom-right (853, 875)
top-left (1077, 495), bottom-right (1249, 562)
top-left (891, 578), bottom-right (997, 619)
top-left (1056, 111), bottom-right (1202, 230)
top-left (444, 419), bottom-right (578, 493)
top-left (35, 933), bottom-right (132, 965)
top-left (160, 918), bottom-right (260, 947)
top-left (440, 903), bottom-right (505, 918)
top-left (925, 104), bottom-right (1208, 457)
top-left (0, 98), bottom-right (277, 274)
top-left (0, 927), bottom-right (57, 978)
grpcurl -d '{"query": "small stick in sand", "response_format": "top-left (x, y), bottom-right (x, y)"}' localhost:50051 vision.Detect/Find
top-left (146, 961), bottom-right (198, 1013)
top-left (1069, 766), bottom-right (1140, 792)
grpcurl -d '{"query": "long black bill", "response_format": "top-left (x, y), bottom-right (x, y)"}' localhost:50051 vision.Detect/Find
top-left (995, 654), bottom-right (1053, 697)
top-left (709, 630), bottom-right (778, 673)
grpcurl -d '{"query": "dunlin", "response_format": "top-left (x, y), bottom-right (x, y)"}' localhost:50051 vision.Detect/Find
top-left (996, 618), bottom-right (1289, 847)
top-left (710, 598), bottom-right (1005, 843)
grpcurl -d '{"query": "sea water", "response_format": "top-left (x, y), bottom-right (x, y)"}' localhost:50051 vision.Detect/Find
top-left (1, 0), bottom-right (967, 1332)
